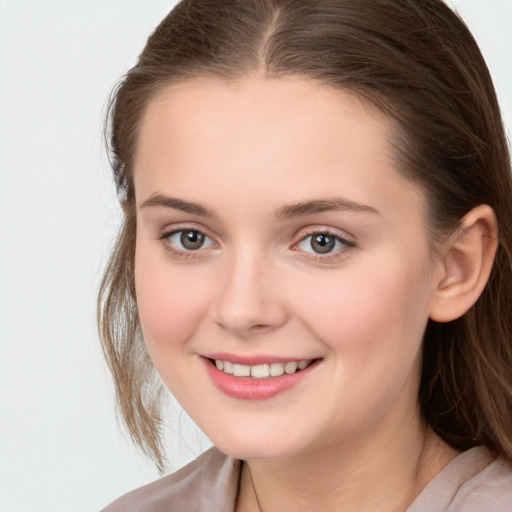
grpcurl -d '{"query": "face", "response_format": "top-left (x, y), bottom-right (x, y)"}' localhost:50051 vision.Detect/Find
top-left (133, 76), bottom-right (443, 461)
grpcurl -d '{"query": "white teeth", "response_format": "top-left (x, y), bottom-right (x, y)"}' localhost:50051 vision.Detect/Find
top-left (233, 364), bottom-right (251, 377)
top-left (251, 364), bottom-right (270, 378)
top-left (284, 362), bottom-right (298, 374)
top-left (269, 363), bottom-right (285, 377)
top-left (214, 359), bottom-right (313, 379)
top-left (223, 361), bottom-right (233, 374)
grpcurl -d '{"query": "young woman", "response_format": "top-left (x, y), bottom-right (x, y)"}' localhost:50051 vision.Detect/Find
top-left (99, 0), bottom-right (512, 510)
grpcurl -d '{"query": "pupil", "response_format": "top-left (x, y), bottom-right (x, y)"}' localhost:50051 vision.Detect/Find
top-left (181, 230), bottom-right (204, 250)
top-left (311, 234), bottom-right (335, 254)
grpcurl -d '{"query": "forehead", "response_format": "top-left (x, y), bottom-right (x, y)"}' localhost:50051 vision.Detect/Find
top-left (136, 75), bottom-right (389, 163)
top-left (134, 75), bottom-right (424, 221)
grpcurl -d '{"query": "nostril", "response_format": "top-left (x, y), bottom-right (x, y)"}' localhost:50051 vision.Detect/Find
top-left (247, 323), bottom-right (274, 334)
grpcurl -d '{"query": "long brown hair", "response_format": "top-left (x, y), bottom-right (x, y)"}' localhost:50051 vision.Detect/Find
top-left (98, 0), bottom-right (512, 471)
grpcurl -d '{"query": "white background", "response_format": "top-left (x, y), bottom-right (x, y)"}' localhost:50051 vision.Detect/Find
top-left (0, 1), bottom-right (510, 511)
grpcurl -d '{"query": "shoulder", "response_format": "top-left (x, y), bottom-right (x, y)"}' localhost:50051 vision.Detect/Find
top-left (101, 447), bottom-right (242, 512)
top-left (408, 446), bottom-right (512, 511)
top-left (452, 452), bottom-right (512, 510)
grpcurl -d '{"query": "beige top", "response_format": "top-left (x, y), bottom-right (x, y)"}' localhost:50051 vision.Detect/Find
top-left (102, 446), bottom-right (512, 511)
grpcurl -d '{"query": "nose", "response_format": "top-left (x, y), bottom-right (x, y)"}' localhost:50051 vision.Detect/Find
top-left (212, 248), bottom-right (288, 338)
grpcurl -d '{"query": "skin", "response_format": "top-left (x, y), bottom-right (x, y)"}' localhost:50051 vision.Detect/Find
top-left (133, 75), bottom-right (462, 511)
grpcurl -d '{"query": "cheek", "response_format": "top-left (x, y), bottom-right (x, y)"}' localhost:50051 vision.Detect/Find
top-left (286, 251), bottom-right (433, 434)
top-left (289, 249), bottom-right (433, 364)
top-left (134, 248), bottom-right (209, 357)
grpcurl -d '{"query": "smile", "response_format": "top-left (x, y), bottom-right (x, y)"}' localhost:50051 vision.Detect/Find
top-left (213, 359), bottom-right (312, 379)
top-left (203, 356), bottom-right (322, 400)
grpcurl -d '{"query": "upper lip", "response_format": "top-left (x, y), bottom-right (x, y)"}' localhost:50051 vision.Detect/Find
top-left (202, 352), bottom-right (320, 366)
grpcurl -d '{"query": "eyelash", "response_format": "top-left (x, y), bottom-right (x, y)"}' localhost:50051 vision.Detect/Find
top-left (157, 227), bottom-right (356, 262)
top-left (157, 228), bottom-right (217, 259)
top-left (293, 230), bottom-right (356, 262)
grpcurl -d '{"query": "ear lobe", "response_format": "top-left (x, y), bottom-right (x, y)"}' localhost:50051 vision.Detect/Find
top-left (429, 204), bottom-right (498, 323)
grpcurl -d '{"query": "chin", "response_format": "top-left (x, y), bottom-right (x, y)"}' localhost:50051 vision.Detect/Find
top-left (205, 422), bottom-right (315, 461)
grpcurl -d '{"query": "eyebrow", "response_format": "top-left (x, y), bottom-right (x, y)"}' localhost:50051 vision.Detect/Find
top-left (276, 198), bottom-right (380, 218)
top-left (140, 194), bottom-right (214, 216)
top-left (140, 194), bottom-right (379, 218)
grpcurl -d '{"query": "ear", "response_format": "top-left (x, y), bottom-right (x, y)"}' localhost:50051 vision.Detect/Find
top-left (429, 204), bottom-right (498, 323)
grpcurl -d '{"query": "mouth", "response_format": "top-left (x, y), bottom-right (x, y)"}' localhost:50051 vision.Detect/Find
top-left (203, 355), bottom-right (322, 400)
top-left (208, 358), bottom-right (317, 379)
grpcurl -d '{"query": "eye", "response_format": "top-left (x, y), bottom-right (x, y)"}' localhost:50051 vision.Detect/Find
top-left (296, 231), bottom-right (354, 255)
top-left (164, 229), bottom-right (215, 252)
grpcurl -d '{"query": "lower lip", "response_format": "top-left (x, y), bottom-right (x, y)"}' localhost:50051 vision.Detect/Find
top-left (203, 358), bottom-right (320, 400)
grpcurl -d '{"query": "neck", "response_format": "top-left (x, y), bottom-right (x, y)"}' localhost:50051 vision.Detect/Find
top-left (237, 413), bottom-right (459, 512)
